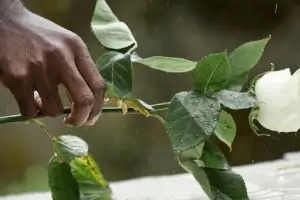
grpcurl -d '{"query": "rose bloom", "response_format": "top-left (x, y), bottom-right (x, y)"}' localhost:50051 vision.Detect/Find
top-left (255, 68), bottom-right (300, 133)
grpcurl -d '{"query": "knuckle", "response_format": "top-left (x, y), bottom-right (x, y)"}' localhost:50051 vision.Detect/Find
top-left (28, 58), bottom-right (44, 71)
top-left (67, 33), bottom-right (84, 47)
top-left (47, 43), bottom-right (64, 56)
top-left (91, 78), bottom-right (106, 92)
top-left (77, 94), bottom-right (95, 107)
top-left (71, 33), bottom-right (82, 42)
top-left (1, 64), bottom-right (29, 86)
top-left (10, 69), bottom-right (29, 82)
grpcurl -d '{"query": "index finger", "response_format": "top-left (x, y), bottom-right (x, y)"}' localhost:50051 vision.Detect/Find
top-left (59, 60), bottom-right (95, 126)
top-left (73, 38), bottom-right (105, 125)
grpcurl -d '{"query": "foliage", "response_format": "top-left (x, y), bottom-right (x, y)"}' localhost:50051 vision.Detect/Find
top-left (193, 52), bottom-right (231, 93)
top-left (0, 0), bottom-right (271, 199)
top-left (49, 135), bottom-right (112, 200)
top-left (165, 91), bottom-right (221, 155)
top-left (89, 1), bottom-right (270, 197)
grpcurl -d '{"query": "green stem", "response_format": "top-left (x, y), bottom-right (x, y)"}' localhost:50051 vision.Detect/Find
top-left (30, 119), bottom-right (53, 140)
top-left (0, 102), bottom-right (170, 125)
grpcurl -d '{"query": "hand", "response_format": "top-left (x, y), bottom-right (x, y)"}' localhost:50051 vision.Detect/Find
top-left (0, 8), bottom-right (105, 126)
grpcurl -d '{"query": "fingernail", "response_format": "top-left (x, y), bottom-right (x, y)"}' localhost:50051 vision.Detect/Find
top-left (85, 114), bottom-right (100, 126)
top-left (85, 118), bottom-right (97, 126)
top-left (63, 117), bottom-right (74, 127)
top-left (64, 123), bottom-right (74, 127)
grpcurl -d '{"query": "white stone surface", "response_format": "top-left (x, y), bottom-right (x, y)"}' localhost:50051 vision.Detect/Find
top-left (2, 152), bottom-right (300, 200)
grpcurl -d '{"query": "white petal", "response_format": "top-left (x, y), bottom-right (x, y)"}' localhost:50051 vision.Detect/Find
top-left (288, 68), bottom-right (300, 111)
top-left (255, 68), bottom-right (291, 108)
top-left (255, 68), bottom-right (300, 132)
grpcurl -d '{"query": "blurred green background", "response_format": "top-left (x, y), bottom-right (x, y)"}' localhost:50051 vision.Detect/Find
top-left (1, 0), bottom-right (300, 195)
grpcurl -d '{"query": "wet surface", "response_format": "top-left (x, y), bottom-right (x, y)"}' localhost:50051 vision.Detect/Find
top-left (2, 151), bottom-right (300, 200)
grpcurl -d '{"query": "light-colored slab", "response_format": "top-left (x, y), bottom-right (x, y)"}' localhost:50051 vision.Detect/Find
top-left (2, 152), bottom-right (300, 200)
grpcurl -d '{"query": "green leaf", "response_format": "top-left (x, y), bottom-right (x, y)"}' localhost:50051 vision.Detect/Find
top-left (193, 52), bottom-right (231, 93)
top-left (91, 0), bottom-right (137, 52)
top-left (134, 56), bottom-right (196, 73)
top-left (229, 36), bottom-right (270, 77)
top-left (214, 110), bottom-right (236, 151)
top-left (225, 37), bottom-right (270, 91)
top-left (179, 158), bottom-right (248, 200)
top-left (225, 72), bottom-right (249, 92)
top-left (53, 135), bottom-right (88, 163)
top-left (179, 159), bottom-right (213, 200)
top-left (178, 142), bottom-right (247, 200)
top-left (165, 91), bottom-right (221, 155)
top-left (201, 140), bottom-right (229, 169)
top-left (96, 51), bottom-right (132, 98)
top-left (70, 155), bottom-right (112, 200)
top-left (48, 156), bottom-right (80, 200)
top-left (179, 143), bottom-right (204, 160)
top-left (203, 168), bottom-right (249, 200)
top-left (179, 140), bottom-right (228, 170)
top-left (213, 90), bottom-right (257, 110)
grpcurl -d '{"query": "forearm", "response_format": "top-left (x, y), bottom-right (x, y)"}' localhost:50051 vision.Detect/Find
top-left (0, 0), bottom-right (24, 19)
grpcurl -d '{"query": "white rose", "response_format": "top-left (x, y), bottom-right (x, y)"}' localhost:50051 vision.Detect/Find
top-left (255, 68), bottom-right (300, 133)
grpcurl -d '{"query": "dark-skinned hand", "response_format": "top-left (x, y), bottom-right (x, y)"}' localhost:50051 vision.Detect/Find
top-left (0, 5), bottom-right (105, 126)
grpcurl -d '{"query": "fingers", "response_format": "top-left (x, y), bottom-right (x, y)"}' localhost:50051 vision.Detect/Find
top-left (0, 35), bottom-right (104, 126)
top-left (2, 62), bottom-right (63, 118)
top-left (1, 65), bottom-right (38, 117)
top-left (59, 58), bottom-right (95, 126)
top-left (33, 84), bottom-right (63, 116)
top-left (73, 38), bottom-right (105, 126)
top-left (34, 91), bottom-right (42, 109)
top-left (31, 64), bottom-right (63, 117)
top-left (11, 82), bottom-right (37, 117)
